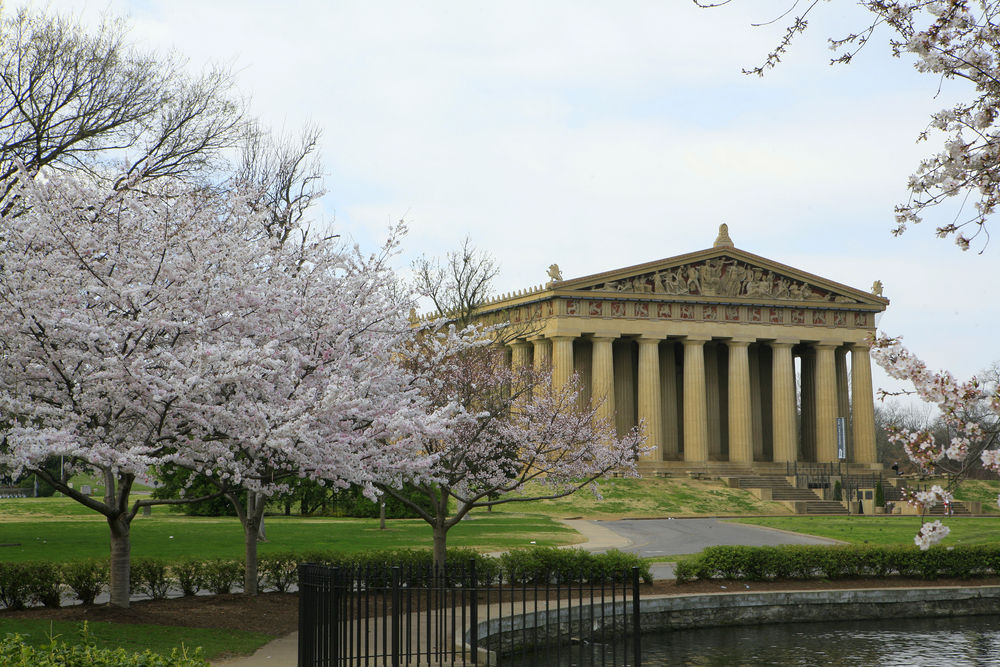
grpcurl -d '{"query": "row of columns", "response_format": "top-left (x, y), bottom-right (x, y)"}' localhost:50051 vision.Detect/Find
top-left (511, 335), bottom-right (878, 464)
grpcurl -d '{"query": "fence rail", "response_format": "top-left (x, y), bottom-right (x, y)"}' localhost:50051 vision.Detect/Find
top-left (298, 561), bottom-right (642, 667)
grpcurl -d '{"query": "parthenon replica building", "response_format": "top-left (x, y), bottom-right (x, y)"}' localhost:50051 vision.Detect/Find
top-left (463, 225), bottom-right (890, 475)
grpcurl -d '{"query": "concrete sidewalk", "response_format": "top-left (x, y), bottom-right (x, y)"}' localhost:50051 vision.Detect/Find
top-left (210, 518), bottom-right (639, 667)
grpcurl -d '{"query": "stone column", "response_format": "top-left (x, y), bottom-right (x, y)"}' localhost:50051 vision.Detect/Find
top-left (682, 338), bottom-right (709, 462)
top-left (637, 337), bottom-right (663, 461)
top-left (510, 340), bottom-right (532, 369)
top-left (705, 343), bottom-right (722, 460)
top-left (851, 344), bottom-right (878, 464)
top-left (835, 346), bottom-right (851, 458)
top-left (757, 344), bottom-right (774, 461)
top-left (800, 348), bottom-right (816, 462)
top-left (550, 336), bottom-right (577, 388)
top-left (574, 339), bottom-right (593, 409)
top-left (727, 340), bottom-right (754, 463)
top-left (590, 336), bottom-right (617, 425)
top-left (771, 342), bottom-right (798, 463)
top-left (659, 342), bottom-right (679, 459)
top-left (749, 345), bottom-right (764, 461)
top-left (532, 338), bottom-right (551, 371)
top-left (532, 338), bottom-right (552, 401)
top-left (814, 344), bottom-right (839, 463)
top-left (614, 340), bottom-right (636, 438)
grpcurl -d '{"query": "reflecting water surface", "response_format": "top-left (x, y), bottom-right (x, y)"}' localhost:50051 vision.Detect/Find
top-left (509, 615), bottom-right (1000, 667)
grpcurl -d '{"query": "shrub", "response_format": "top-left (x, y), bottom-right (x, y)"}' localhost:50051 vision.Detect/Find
top-left (591, 549), bottom-right (653, 585)
top-left (673, 543), bottom-right (1000, 584)
top-left (875, 482), bottom-right (885, 508)
top-left (132, 558), bottom-right (173, 599)
top-left (203, 558), bottom-right (243, 595)
top-left (673, 557), bottom-right (700, 584)
top-left (498, 547), bottom-right (652, 585)
top-left (259, 553), bottom-right (299, 594)
top-left (0, 561), bottom-right (32, 610)
top-left (63, 559), bottom-right (108, 605)
top-left (27, 561), bottom-right (63, 608)
top-left (833, 480), bottom-right (843, 501)
top-left (0, 627), bottom-right (209, 667)
top-left (171, 560), bottom-right (205, 596)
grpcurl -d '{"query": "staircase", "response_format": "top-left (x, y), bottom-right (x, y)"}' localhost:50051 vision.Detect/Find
top-left (735, 475), bottom-right (849, 515)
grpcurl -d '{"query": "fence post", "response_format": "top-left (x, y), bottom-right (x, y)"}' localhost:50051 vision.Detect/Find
top-left (469, 559), bottom-right (478, 664)
top-left (392, 566), bottom-right (401, 667)
top-left (632, 566), bottom-right (641, 667)
top-left (297, 564), bottom-right (310, 667)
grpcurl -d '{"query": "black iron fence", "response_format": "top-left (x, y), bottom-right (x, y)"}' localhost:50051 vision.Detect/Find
top-left (298, 560), bottom-right (642, 667)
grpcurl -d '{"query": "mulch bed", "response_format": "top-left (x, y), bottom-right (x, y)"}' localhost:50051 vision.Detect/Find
top-left (4, 576), bottom-right (1000, 637)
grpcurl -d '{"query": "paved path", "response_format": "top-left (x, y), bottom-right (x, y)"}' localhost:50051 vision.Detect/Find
top-left (211, 517), bottom-right (838, 666)
top-left (592, 517), bottom-right (843, 558)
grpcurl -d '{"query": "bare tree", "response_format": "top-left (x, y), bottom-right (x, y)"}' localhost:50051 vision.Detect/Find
top-left (412, 237), bottom-right (545, 345)
top-left (0, 6), bottom-right (247, 214)
top-left (235, 121), bottom-right (326, 245)
top-left (412, 236), bottom-right (500, 328)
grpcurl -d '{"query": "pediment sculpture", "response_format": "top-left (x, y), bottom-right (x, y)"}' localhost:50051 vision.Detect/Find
top-left (588, 257), bottom-right (858, 303)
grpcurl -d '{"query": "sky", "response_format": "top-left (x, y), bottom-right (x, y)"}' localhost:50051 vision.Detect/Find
top-left (11, 0), bottom-right (1000, 404)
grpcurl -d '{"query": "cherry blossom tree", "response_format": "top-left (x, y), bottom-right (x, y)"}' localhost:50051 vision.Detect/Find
top-left (382, 324), bottom-right (649, 568)
top-left (0, 170), bottom-right (278, 606)
top-left (0, 170), bottom-right (448, 604)
top-left (698, 0), bottom-right (1000, 250)
top-left (166, 225), bottom-right (453, 595)
top-left (869, 334), bottom-right (1000, 548)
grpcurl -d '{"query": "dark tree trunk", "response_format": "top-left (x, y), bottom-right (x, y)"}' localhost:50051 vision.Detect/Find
top-left (108, 514), bottom-right (131, 608)
top-left (244, 517), bottom-right (259, 596)
top-left (432, 522), bottom-right (448, 571)
top-left (243, 492), bottom-right (268, 596)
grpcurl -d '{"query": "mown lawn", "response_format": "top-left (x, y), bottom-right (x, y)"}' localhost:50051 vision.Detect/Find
top-left (0, 498), bottom-right (578, 562)
top-left (730, 516), bottom-right (1000, 546)
top-left (486, 477), bottom-right (788, 519)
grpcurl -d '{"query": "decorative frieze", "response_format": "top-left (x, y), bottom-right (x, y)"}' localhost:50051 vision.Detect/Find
top-left (557, 298), bottom-right (872, 328)
top-left (587, 255), bottom-right (861, 304)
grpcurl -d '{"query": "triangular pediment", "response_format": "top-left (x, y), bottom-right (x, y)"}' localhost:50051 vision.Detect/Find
top-left (554, 247), bottom-right (887, 307)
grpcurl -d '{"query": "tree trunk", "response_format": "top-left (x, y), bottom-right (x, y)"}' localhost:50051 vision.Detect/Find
top-left (245, 517), bottom-right (259, 596)
top-left (108, 514), bottom-right (131, 608)
top-left (243, 492), bottom-right (269, 596)
top-left (432, 522), bottom-right (448, 571)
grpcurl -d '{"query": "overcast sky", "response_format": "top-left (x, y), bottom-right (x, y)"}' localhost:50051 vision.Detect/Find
top-left (13, 0), bottom-right (1000, 403)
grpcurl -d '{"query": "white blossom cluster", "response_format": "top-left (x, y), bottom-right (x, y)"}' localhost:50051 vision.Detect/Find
top-left (860, 0), bottom-right (1000, 248)
top-left (871, 333), bottom-right (1000, 548)
top-left (914, 520), bottom-right (952, 550)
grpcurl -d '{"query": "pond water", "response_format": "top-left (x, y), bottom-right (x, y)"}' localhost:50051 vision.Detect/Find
top-left (506, 615), bottom-right (1000, 667)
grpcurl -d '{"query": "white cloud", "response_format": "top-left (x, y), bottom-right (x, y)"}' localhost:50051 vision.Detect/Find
top-left (12, 0), bottom-right (999, 398)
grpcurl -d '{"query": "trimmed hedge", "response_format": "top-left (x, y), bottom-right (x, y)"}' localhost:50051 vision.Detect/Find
top-left (674, 544), bottom-right (1000, 583)
top-left (0, 547), bottom-right (649, 609)
top-left (499, 547), bottom-right (653, 585)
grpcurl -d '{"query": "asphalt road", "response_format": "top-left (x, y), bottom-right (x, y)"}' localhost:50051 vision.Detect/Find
top-left (594, 517), bottom-right (841, 558)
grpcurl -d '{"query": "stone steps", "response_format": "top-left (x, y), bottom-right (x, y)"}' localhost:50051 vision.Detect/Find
top-left (926, 502), bottom-right (973, 516)
top-left (805, 501), bottom-right (850, 515)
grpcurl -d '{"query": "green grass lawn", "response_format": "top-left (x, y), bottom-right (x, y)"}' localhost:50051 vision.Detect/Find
top-left (730, 516), bottom-right (1000, 546)
top-left (953, 479), bottom-right (1000, 513)
top-left (2, 620), bottom-right (272, 662)
top-left (0, 498), bottom-right (578, 562)
top-left (485, 477), bottom-right (789, 519)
